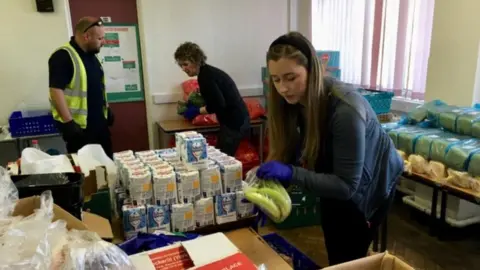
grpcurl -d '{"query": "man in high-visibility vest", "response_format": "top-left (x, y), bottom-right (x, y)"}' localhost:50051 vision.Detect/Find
top-left (48, 17), bottom-right (114, 158)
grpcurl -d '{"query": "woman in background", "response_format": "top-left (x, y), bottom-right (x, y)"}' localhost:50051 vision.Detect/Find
top-left (254, 32), bottom-right (403, 266)
top-left (174, 42), bottom-right (250, 156)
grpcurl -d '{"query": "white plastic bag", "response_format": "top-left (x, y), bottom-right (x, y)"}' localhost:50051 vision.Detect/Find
top-left (20, 148), bottom-right (74, 174)
top-left (0, 190), bottom-right (68, 270)
top-left (56, 230), bottom-right (134, 270)
top-left (77, 144), bottom-right (116, 177)
top-left (0, 166), bottom-right (18, 219)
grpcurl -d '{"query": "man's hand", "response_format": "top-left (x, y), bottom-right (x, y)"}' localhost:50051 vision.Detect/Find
top-left (63, 120), bottom-right (84, 141)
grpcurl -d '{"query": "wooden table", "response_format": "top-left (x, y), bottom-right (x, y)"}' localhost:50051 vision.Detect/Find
top-left (156, 118), bottom-right (266, 162)
top-left (402, 172), bottom-right (480, 240)
top-left (226, 228), bottom-right (293, 269)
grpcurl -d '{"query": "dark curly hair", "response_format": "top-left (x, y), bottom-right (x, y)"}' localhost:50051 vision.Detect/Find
top-left (174, 42), bottom-right (207, 66)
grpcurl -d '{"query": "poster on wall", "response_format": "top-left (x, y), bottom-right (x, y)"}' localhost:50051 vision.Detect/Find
top-left (98, 23), bottom-right (145, 102)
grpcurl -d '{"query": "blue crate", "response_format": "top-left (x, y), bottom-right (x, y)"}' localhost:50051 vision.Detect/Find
top-left (262, 233), bottom-right (320, 270)
top-left (359, 89), bottom-right (394, 115)
top-left (9, 110), bottom-right (58, 137)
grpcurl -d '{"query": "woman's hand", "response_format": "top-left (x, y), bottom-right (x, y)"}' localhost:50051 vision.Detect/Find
top-left (257, 161), bottom-right (293, 186)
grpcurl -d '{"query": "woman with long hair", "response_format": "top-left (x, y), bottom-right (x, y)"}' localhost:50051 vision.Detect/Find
top-left (255, 32), bottom-right (403, 266)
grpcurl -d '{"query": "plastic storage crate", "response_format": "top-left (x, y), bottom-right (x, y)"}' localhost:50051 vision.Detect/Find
top-left (8, 110), bottom-right (58, 137)
top-left (358, 89), bottom-right (394, 115)
top-left (263, 233), bottom-right (320, 270)
top-left (11, 173), bottom-right (84, 219)
top-left (274, 204), bottom-right (322, 229)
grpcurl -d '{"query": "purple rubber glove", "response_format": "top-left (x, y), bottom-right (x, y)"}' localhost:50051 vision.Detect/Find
top-left (256, 160), bottom-right (293, 186)
top-left (184, 106), bottom-right (200, 120)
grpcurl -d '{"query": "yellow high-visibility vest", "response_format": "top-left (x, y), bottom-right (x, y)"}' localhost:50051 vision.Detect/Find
top-left (50, 42), bottom-right (108, 129)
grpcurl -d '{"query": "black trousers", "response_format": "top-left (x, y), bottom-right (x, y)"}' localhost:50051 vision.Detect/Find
top-left (216, 121), bottom-right (249, 156)
top-left (320, 190), bottom-right (396, 266)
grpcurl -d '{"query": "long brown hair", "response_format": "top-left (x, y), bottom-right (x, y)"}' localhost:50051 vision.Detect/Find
top-left (266, 32), bottom-right (328, 170)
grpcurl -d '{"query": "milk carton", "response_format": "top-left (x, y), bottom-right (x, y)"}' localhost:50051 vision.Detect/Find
top-left (199, 164), bottom-right (222, 198)
top-left (175, 131), bottom-right (198, 152)
top-left (219, 160), bottom-right (243, 193)
top-left (194, 197), bottom-right (215, 227)
top-left (146, 204), bottom-right (171, 233)
top-left (235, 190), bottom-right (255, 219)
top-left (122, 204), bottom-right (147, 240)
top-left (128, 169), bottom-right (153, 205)
top-left (147, 162), bottom-right (174, 174)
top-left (114, 150), bottom-right (135, 161)
top-left (176, 170), bottom-right (201, 203)
top-left (152, 171), bottom-right (178, 205)
top-left (215, 193), bottom-right (237, 224)
top-left (157, 148), bottom-right (179, 162)
top-left (177, 133), bottom-right (208, 170)
top-left (139, 155), bottom-right (164, 165)
top-left (120, 162), bottom-right (145, 188)
top-left (135, 150), bottom-right (157, 158)
top-left (171, 203), bottom-right (195, 232)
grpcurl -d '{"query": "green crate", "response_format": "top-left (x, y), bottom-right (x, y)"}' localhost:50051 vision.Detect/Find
top-left (288, 186), bottom-right (320, 207)
top-left (274, 204), bottom-right (321, 229)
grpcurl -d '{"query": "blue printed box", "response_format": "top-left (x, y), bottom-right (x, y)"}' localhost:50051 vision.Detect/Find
top-left (316, 50), bottom-right (340, 68)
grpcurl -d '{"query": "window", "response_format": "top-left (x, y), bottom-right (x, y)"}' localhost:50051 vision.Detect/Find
top-left (312, 0), bottom-right (435, 100)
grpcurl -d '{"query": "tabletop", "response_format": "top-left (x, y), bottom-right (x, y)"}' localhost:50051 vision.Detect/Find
top-left (158, 118), bottom-right (264, 133)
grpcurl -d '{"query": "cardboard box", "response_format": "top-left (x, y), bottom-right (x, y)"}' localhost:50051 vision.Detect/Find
top-left (13, 196), bottom-right (113, 239)
top-left (129, 232), bottom-right (259, 270)
top-left (323, 252), bottom-right (414, 270)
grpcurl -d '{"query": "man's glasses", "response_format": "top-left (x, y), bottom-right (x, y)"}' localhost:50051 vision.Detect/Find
top-left (83, 19), bottom-right (104, 33)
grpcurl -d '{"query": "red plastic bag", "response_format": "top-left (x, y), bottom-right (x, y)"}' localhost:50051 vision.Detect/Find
top-left (234, 139), bottom-right (260, 178)
top-left (244, 98), bottom-right (265, 120)
top-left (181, 79), bottom-right (199, 101)
top-left (192, 114), bottom-right (218, 126)
top-left (204, 134), bottom-right (218, 146)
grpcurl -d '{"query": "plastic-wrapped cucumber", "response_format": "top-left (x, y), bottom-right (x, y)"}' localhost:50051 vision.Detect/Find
top-left (406, 99), bottom-right (446, 124)
top-left (467, 153), bottom-right (480, 177)
top-left (388, 125), bottom-right (424, 149)
top-left (414, 131), bottom-right (455, 159)
top-left (444, 139), bottom-right (480, 172)
top-left (427, 104), bottom-right (460, 128)
top-left (471, 122), bottom-right (480, 139)
top-left (177, 101), bottom-right (187, 115)
top-left (430, 135), bottom-right (470, 164)
top-left (396, 128), bottom-right (442, 155)
top-left (438, 107), bottom-right (477, 132)
top-left (381, 122), bottom-right (402, 133)
top-left (456, 111), bottom-right (480, 135)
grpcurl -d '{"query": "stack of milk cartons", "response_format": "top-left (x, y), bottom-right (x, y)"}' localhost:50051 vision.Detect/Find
top-left (137, 150), bottom-right (175, 233)
top-left (207, 146), bottom-right (255, 224)
top-left (208, 147), bottom-right (243, 193)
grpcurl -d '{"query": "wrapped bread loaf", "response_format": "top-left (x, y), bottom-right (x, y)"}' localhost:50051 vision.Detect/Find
top-left (446, 169), bottom-right (480, 192)
top-left (408, 154), bottom-right (429, 175)
top-left (456, 110), bottom-right (480, 135)
top-left (426, 161), bottom-right (447, 181)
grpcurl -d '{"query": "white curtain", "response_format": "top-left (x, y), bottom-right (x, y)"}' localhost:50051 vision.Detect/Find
top-left (312, 0), bottom-right (435, 100)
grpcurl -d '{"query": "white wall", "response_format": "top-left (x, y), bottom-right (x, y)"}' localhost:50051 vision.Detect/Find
top-left (424, 0), bottom-right (480, 106)
top-left (0, 0), bottom-right (72, 124)
top-left (137, 0), bottom-right (299, 148)
top-left (0, 0), bottom-right (71, 162)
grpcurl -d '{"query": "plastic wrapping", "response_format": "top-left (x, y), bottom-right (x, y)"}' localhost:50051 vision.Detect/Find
top-left (57, 230), bottom-right (135, 270)
top-left (405, 99), bottom-right (446, 124)
top-left (443, 139), bottom-right (480, 172)
top-left (446, 169), bottom-right (480, 192)
top-left (454, 109), bottom-right (480, 135)
top-left (429, 135), bottom-right (470, 164)
top-left (243, 168), bottom-right (292, 223)
top-left (438, 107), bottom-right (477, 132)
top-left (426, 104), bottom-right (460, 127)
top-left (407, 155), bottom-right (429, 175)
top-left (0, 189), bottom-right (68, 270)
top-left (0, 166), bottom-right (18, 219)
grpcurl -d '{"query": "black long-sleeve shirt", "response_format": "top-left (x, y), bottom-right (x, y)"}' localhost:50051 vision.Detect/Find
top-left (197, 64), bottom-right (250, 130)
